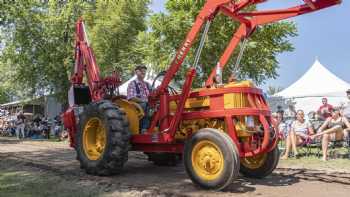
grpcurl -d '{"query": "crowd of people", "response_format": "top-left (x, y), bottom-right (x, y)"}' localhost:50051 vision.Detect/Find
top-left (0, 112), bottom-right (67, 141)
top-left (274, 91), bottom-right (350, 161)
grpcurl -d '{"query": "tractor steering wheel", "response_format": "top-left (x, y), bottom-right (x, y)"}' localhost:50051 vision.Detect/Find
top-left (151, 71), bottom-right (178, 95)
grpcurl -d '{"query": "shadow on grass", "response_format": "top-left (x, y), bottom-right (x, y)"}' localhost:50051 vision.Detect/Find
top-left (276, 168), bottom-right (350, 185)
top-left (0, 137), bottom-right (21, 145)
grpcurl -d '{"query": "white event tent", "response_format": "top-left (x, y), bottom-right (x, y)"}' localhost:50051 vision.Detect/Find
top-left (274, 59), bottom-right (350, 114)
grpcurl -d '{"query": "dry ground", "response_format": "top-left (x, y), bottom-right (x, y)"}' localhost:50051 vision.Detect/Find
top-left (0, 137), bottom-right (350, 197)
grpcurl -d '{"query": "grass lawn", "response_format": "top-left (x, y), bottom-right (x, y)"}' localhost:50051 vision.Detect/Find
top-left (278, 141), bottom-right (350, 172)
top-left (0, 160), bottom-right (100, 197)
top-left (278, 156), bottom-right (350, 172)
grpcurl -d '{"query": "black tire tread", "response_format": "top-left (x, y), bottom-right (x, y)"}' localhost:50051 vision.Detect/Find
top-left (184, 128), bottom-right (240, 190)
top-left (240, 146), bottom-right (279, 179)
top-left (76, 100), bottom-right (130, 176)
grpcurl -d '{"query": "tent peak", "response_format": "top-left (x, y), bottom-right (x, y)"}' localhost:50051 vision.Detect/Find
top-left (274, 58), bottom-right (350, 98)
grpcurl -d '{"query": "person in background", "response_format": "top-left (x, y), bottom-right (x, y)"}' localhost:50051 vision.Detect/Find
top-left (211, 74), bottom-right (224, 88)
top-left (227, 73), bottom-right (236, 83)
top-left (284, 104), bottom-right (296, 135)
top-left (317, 97), bottom-right (333, 120)
top-left (311, 107), bottom-right (350, 161)
top-left (308, 111), bottom-right (324, 132)
top-left (276, 111), bottom-right (288, 139)
top-left (32, 119), bottom-right (42, 139)
top-left (42, 116), bottom-right (50, 139)
top-left (127, 65), bottom-right (151, 133)
top-left (281, 110), bottom-right (314, 159)
top-left (277, 105), bottom-right (284, 114)
top-left (16, 111), bottom-right (26, 139)
top-left (284, 104), bottom-right (296, 121)
top-left (341, 89), bottom-right (350, 119)
top-left (53, 115), bottom-right (62, 138)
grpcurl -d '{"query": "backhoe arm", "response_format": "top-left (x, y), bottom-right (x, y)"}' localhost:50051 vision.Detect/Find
top-left (70, 19), bottom-right (121, 103)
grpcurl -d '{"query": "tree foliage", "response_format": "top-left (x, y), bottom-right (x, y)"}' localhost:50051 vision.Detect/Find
top-left (0, 0), bottom-right (150, 103)
top-left (87, 0), bottom-right (150, 78)
top-left (0, 0), bottom-right (297, 105)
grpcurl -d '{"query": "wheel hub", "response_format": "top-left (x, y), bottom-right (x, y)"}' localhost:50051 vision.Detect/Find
top-left (83, 117), bottom-right (106, 161)
top-left (241, 153), bottom-right (267, 169)
top-left (192, 140), bottom-right (224, 181)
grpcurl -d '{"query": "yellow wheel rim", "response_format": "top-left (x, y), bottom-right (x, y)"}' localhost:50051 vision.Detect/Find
top-left (191, 140), bottom-right (224, 181)
top-left (83, 117), bottom-right (107, 161)
top-left (241, 153), bottom-right (267, 169)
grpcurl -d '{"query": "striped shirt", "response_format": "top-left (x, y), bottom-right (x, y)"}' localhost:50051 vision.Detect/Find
top-left (127, 79), bottom-right (150, 102)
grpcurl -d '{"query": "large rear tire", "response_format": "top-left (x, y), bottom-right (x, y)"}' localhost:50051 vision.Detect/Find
top-left (184, 128), bottom-right (240, 190)
top-left (240, 146), bottom-right (279, 178)
top-left (76, 100), bottom-right (130, 176)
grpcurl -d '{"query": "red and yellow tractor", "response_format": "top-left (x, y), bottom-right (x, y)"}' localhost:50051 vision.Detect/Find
top-left (63, 0), bottom-right (340, 190)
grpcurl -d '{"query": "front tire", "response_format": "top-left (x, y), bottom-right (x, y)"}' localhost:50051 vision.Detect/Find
top-left (184, 128), bottom-right (240, 190)
top-left (240, 146), bottom-right (279, 178)
top-left (76, 100), bottom-right (130, 176)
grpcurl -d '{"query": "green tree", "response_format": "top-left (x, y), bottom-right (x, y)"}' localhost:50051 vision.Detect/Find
top-left (139, 0), bottom-right (297, 87)
top-left (0, 0), bottom-right (150, 103)
top-left (0, 60), bottom-right (17, 104)
top-left (88, 0), bottom-right (150, 79)
top-left (1, 1), bottom-right (92, 102)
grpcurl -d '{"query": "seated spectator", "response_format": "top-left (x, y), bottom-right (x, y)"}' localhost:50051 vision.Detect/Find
top-left (41, 117), bottom-right (50, 139)
top-left (276, 105), bottom-right (284, 115)
top-left (308, 111), bottom-right (324, 131)
top-left (317, 97), bottom-right (333, 120)
top-left (31, 121), bottom-right (43, 139)
top-left (341, 89), bottom-right (350, 119)
top-left (281, 110), bottom-right (314, 159)
top-left (311, 107), bottom-right (350, 161)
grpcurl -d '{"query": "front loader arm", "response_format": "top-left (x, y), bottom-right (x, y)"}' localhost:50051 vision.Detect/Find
top-left (206, 0), bottom-right (341, 86)
top-left (147, 0), bottom-right (340, 95)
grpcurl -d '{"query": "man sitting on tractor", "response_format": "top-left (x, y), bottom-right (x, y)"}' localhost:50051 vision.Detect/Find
top-left (127, 65), bottom-right (151, 133)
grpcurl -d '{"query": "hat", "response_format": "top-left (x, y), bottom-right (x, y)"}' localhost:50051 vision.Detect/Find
top-left (346, 89), bottom-right (350, 94)
top-left (134, 64), bottom-right (147, 71)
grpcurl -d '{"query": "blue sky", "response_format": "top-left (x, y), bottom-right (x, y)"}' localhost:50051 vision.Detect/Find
top-left (150, 0), bottom-right (350, 91)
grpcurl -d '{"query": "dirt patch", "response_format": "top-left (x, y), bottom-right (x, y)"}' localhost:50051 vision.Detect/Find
top-left (1, 137), bottom-right (350, 197)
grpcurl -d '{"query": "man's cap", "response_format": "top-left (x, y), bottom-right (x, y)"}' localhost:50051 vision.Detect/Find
top-left (134, 65), bottom-right (147, 71)
top-left (346, 89), bottom-right (350, 94)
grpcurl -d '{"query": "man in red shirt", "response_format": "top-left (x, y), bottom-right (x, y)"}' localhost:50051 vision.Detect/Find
top-left (317, 97), bottom-right (333, 120)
